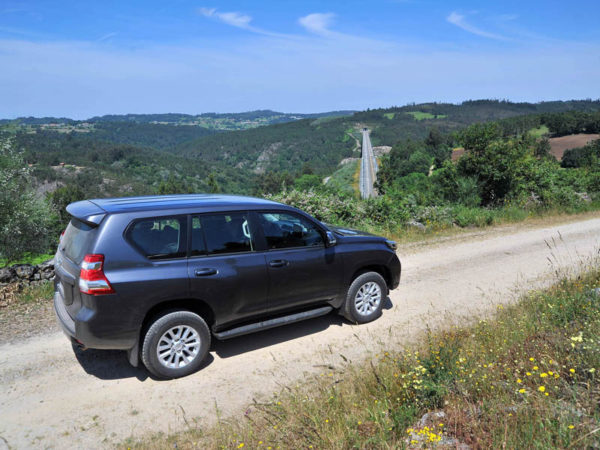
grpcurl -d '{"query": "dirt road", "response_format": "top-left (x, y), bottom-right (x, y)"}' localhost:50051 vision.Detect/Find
top-left (1, 218), bottom-right (599, 449)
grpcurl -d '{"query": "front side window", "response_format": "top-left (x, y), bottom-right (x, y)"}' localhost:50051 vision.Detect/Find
top-left (259, 212), bottom-right (324, 249)
top-left (200, 212), bottom-right (254, 255)
top-left (128, 216), bottom-right (186, 259)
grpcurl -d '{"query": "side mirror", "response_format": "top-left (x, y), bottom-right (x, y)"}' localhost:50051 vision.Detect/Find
top-left (325, 231), bottom-right (337, 247)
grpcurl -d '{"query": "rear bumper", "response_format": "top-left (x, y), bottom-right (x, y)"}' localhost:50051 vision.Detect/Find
top-left (53, 288), bottom-right (137, 350)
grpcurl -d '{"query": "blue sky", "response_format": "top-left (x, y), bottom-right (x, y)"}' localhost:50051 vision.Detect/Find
top-left (1, 0), bottom-right (599, 119)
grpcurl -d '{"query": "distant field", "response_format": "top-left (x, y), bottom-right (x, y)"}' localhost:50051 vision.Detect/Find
top-left (549, 133), bottom-right (600, 160)
top-left (383, 112), bottom-right (395, 120)
top-left (405, 111), bottom-right (447, 120)
top-left (529, 125), bottom-right (549, 138)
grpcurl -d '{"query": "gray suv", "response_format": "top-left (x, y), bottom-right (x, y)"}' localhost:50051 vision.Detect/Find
top-left (54, 194), bottom-right (401, 378)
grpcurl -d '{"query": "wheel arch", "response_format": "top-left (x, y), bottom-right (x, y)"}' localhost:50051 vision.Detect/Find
top-left (140, 298), bottom-right (216, 338)
top-left (350, 265), bottom-right (392, 291)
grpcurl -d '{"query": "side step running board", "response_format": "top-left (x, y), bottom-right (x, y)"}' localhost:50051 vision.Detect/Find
top-left (213, 306), bottom-right (333, 340)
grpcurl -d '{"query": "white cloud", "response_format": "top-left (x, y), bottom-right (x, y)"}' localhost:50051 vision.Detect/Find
top-left (199, 8), bottom-right (253, 30)
top-left (447, 12), bottom-right (508, 41)
top-left (298, 13), bottom-right (336, 36)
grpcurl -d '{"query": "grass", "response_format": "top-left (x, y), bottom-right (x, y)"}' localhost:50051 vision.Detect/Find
top-left (406, 111), bottom-right (447, 121)
top-left (383, 113), bottom-right (396, 120)
top-left (129, 260), bottom-right (600, 449)
top-left (529, 125), bottom-right (550, 138)
top-left (7, 280), bottom-right (54, 305)
top-left (0, 252), bottom-right (54, 268)
top-left (326, 161), bottom-right (360, 195)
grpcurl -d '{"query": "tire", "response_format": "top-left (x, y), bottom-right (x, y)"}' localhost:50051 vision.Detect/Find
top-left (341, 272), bottom-right (386, 324)
top-left (141, 311), bottom-right (211, 379)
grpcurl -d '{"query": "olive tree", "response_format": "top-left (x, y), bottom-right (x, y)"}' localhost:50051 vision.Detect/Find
top-left (0, 138), bottom-right (55, 263)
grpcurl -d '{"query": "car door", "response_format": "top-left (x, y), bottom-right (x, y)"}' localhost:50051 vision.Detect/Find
top-left (257, 211), bottom-right (343, 314)
top-left (187, 212), bottom-right (269, 330)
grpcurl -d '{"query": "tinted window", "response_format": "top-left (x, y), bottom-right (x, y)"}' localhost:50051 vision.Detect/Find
top-left (201, 213), bottom-right (254, 255)
top-left (259, 212), bottom-right (324, 249)
top-left (190, 216), bottom-right (206, 256)
top-left (128, 216), bottom-right (186, 259)
top-left (63, 218), bottom-right (93, 263)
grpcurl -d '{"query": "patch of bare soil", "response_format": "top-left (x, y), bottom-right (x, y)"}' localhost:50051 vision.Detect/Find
top-left (0, 295), bottom-right (57, 344)
top-left (549, 133), bottom-right (599, 160)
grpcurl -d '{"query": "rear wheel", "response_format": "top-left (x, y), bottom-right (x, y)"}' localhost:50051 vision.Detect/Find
top-left (141, 311), bottom-right (210, 379)
top-left (342, 272), bottom-right (386, 324)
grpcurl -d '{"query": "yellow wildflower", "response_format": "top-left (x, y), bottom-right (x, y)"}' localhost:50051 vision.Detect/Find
top-left (538, 386), bottom-right (546, 392)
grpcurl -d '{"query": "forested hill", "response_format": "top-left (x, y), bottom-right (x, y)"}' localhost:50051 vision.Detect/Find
top-left (3, 99), bottom-right (600, 197)
top-left (175, 99), bottom-right (600, 175)
top-left (1, 109), bottom-right (356, 131)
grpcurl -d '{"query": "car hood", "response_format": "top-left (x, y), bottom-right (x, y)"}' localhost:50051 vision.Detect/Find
top-left (326, 224), bottom-right (376, 238)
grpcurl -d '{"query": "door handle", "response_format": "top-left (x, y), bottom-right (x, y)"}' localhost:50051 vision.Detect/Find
top-left (269, 259), bottom-right (288, 268)
top-left (194, 268), bottom-right (217, 277)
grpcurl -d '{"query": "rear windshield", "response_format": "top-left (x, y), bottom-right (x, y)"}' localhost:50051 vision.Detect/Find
top-left (62, 219), bottom-right (94, 263)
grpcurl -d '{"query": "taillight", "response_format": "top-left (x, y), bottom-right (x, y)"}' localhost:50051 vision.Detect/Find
top-left (60, 230), bottom-right (65, 242)
top-left (79, 254), bottom-right (115, 295)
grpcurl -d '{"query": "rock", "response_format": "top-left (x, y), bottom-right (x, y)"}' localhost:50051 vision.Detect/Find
top-left (41, 271), bottom-right (54, 280)
top-left (407, 219), bottom-right (426, 231)
top-left (38, 259), bottom-right (55, 271)
top-left (14, 265), bottom-right (35, 279)
top-left (418, 410), bottom-right (447, 428)
top-left (33, 272), bottom-right (41, 280)
top-left (0, 267), bottom-right (15, 283)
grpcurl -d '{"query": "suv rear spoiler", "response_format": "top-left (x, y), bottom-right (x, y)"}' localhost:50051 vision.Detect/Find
top-left (65, 200), bottom-right (107, 227)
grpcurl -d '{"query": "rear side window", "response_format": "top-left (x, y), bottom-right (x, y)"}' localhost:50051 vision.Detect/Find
top-left (63, 219), bottom-right (94, 263)
top-left (128, 216), bottom-right (186, 259)
top-left (200, 212), bottom-right (254, 255)
top-left (190, 217), bottom-right (206, 256)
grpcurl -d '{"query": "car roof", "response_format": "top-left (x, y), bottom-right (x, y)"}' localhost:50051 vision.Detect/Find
top-left (87, 194), bottom-right (284, 214)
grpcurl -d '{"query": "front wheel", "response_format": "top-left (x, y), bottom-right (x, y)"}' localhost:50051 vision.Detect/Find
top-left (342, 272), bottom-right (386, 324)
top-left (141, 311), bottom-right (211, 379)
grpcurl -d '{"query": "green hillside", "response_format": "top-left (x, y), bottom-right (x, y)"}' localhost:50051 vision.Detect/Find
top-left (3, 99), bottom-right (600, 198)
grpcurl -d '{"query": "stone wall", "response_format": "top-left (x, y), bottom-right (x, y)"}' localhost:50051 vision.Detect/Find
top-left (0, 260), bottom-right (55, 287)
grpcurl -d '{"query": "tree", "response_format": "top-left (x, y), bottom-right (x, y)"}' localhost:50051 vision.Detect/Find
top-left (48, 184), bottom-right (85, 222)
top-left (534, 137), bottom-right (551, 159)
top-left (458, 133), bottom-right (531, 205)
top-left (207, 173), bottom-right (221, 193)
top-left (294, 174), bottom-right (322, 191)
top-left (0, 139), bottom-right (55, 262)
top-left (254, 171), bottom-right (294, 195)
top-left (157, 176), bottom-right (193, 195)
